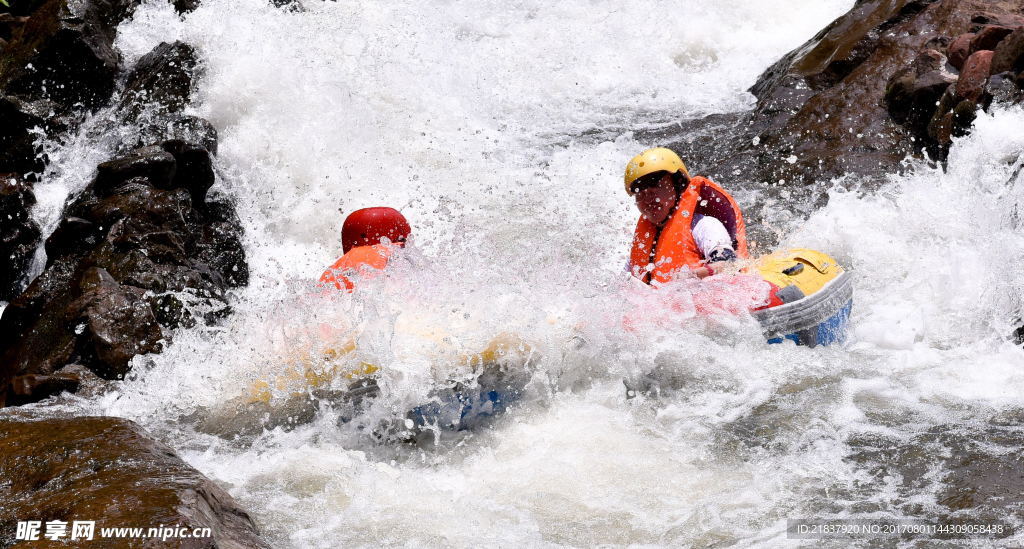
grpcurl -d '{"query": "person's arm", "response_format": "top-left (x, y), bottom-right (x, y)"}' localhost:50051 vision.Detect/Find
top-left (691, 215), bottom-right (736, 278)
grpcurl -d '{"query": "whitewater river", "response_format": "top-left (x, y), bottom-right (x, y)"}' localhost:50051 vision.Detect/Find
top-left (22, 0), bottom-right (1024, 546)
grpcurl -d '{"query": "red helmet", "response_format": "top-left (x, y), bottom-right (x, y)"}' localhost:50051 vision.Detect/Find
top-left (342, 207), bottom-right (411, 253)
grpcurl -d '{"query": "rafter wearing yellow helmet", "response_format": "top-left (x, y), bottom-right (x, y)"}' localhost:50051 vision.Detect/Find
top-left (623, 147), bottom-right (690, 196)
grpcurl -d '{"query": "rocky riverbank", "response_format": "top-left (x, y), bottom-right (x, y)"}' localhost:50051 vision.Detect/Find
top-left (0, 0), bottom-right (260, 541)
top-left (648, 0), bottom-right (1024, 193)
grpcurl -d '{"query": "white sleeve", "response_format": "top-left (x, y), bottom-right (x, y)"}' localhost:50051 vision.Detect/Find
top-left (692, 214), bottom-right (734, 258)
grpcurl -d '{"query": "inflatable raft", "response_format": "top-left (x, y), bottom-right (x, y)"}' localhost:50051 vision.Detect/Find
top-left (243, 333), bottom-right (533, 435)
top-left (750, 248), bottom-right (853, 347)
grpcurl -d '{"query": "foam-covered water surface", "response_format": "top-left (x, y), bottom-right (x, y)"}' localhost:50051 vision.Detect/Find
top-left (24, 0), bottom-right (1024, 546)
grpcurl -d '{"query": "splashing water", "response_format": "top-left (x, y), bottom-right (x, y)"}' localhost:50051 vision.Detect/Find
top-left (19, 0), bottom-right (1024, 546)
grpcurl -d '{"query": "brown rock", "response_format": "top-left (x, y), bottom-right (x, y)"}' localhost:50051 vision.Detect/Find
top-left (4, 371), bottom-right (83, 407)
top-left (935, 111), bottom-right (954, 145)
top-left (990, 28), bottom-right (1024, 74)
top-left (0, 174), bottom-right (41, 300)
top-left (956, 50), bottom-right (995, 101)
top-left (969, 25), bottom-right (1015, 53)
top-left (0, 416), bottom-right (270, 548)
top-left (657, 0), bottom-right (1024, 190)
top-left (951, 100), bottom-right (978, 137)
top-left (948, 33), bottom-right (976, 70)
top-left (969, 12), bottom-right (1024, 30)
top-left (913, 48), bottom-right (948, 76)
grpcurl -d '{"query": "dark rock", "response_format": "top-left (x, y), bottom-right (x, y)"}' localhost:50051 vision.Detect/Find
top-left (969, 25), bottom-right (1015, 54)
top-left (0, 266), bottom-right (163, 385)
top-left (658, 0), bottom-right (1024, 192)
top-left (0, 416), bottom-right (270, 548)
top-left (0, 0), bottom-right (143, 112)
top-left (0, 129), bottom-right (247, 404)
top-left (969, 12), bottom-right (1024, 31)
top-left (44, 216), bottom-right (99, 261)
top-left (94, 145), bottom-right (176, 196)
top-left (4, 371), bottom-right (82, 407)
top-left (934, 111), bottom-right (954, 145)
top-left (195, 198), bottom-right (250, 288)
top-left (956, 49), bottom-right (994, 101)
top-left (131, 114), bottom-right (219, 157)
top-left (0, 95), bottom-right (62, 175)
top-left (163, 139), bottom-right (215, 205)
top-left (119, 41), bottom-right (199, 123)
top-left (172, 0), bottom-right (201, 14)
top-left (986, 71), bottom-right (1023, 103)
top-left (950, 99), bottom-right (978, 137)
top-left (990, 28), bottom-right (1024, 75)
top-left (883, 67), bottom-right (917, 124)
top-left (73, 267), bottom-right (163, 379)
top-left (0, 174), bottom-right (41, 300)
top-left (948, 33), bottom-right (975, 70)
top-left (913, 48), bottom-right (947, 76)
top-left (905, 69), bottom-right (958, 135)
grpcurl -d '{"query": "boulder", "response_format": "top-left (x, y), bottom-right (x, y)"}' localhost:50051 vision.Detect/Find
top-left (948, 33), bottom-right (975, 70)
top-left (0, 416), bottom-right (269, 548)
top-left (657, 0), bottom-right (1024, 193)
top-left (0, 95), bottom-right (63, 175)
top-left (0, 0), bottom-right (143, 112)
top-left (118, 41), bottom-right (200, 123)
top-left (913, 48), bottom-right (947, 76)
top-left (990, 28), bottom-right (1024, 74)
top-left (905, 69), bottom-right (958, 135)
top-left (94, 145), bottom-right (177, 195)
top-left (986, 71), bottom-right (1023, 104)
top-left (968, 25), bottom-right (1015, 53)
top-left (0, 132), bottom-right (247, 405)
top-left (956, 49), bottom-right (995, 101)
top-left (0, 174), bottom-right (41, 300)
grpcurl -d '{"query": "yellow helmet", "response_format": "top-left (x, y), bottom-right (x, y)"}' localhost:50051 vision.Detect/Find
top-left (623, 147), bottom-right (689, 195)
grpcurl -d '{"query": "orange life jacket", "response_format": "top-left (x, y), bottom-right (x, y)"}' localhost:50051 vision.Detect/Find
top-left (629, 176), bottom-right (748, 285)
top-left (319, 244), bottom-right (396, 292)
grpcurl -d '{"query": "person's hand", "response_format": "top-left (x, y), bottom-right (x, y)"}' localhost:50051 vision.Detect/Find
top-left (693, 266), bottom-right (713, 279)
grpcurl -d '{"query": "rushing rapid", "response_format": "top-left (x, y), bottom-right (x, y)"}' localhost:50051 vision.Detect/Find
top-left (21, 0), bottom-right (1024, 546)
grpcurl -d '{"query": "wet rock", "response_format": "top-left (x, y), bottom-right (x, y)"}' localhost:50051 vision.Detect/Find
top-left (948, 33), bottom-right (975, 70)
top-left (0, 174), bottom-right (41, 300)
top-left (990, 28), bottom-right (1024, 75)
top-left (933, 111), bottom-right (954, 145)
top-left (956, 49), bottom-right (995, 102)
top-left (2, 364), bottom-right (97, 407)
top-left (132, 115), bottom-right (220, 158)
top-left (0, 265), bottom-right (164, 386)
top-left (74, 267), bottom-right (164, 379)
top-left (0, 0), bottom-right (142, 112)
top-left (656, 0), bottom-right (1024, 193)
top-left (94, 145), bottom-right (177, 196)
top-left (0, 95), bottom-right (62, 175)
top-left (986, 71), bottom-right (1023, 104)
top-left (0, 129), bottom-right (247, 405)
top-left (912, 48), bottom-right (947, 76)
top-left (950, 99), bottom-right (978, 137)
top-left (969, 25), bottom-right (1015, 54)
top-left (119, 41), bottom-right (199, 123)
top-left (969, 12), bottom-right (1024, 31)
top-left (905, 69), bottom-right (958, 135)
top-left (0, 416), bottom-right (270, 548)
top-left (162, 139), bottom-right (215, 205)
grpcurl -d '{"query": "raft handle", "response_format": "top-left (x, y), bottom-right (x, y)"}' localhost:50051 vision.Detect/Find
top-left (782, 263), bottom-right (805, 276)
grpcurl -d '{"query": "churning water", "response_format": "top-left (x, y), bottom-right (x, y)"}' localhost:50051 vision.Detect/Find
top-left (22, 0), bottom-right (1024, 546)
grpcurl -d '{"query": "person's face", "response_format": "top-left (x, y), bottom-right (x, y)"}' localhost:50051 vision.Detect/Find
top-left (635, 173), bottom-right (678, 225)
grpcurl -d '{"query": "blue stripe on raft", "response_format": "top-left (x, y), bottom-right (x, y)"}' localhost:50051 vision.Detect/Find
top-left (766, 299), bottom-right (852, 347)
top-left (409, 387), bottom-right (518, 432)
